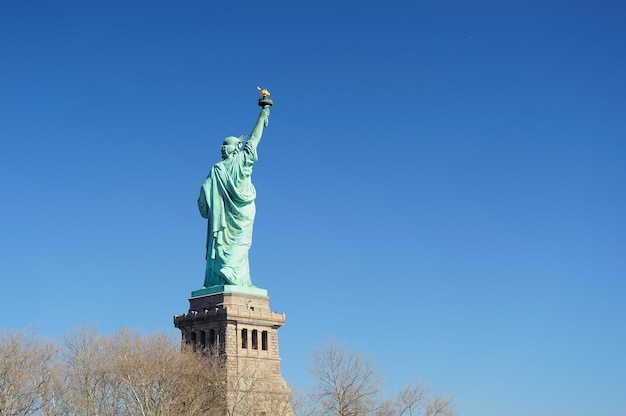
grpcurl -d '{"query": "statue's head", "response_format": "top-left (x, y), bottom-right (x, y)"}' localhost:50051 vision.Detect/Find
top-left (221, 136), bottom-right (243, 158)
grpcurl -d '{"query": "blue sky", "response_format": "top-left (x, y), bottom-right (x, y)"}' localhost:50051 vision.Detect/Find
top-left (1, 1), bottom-right (625, 415)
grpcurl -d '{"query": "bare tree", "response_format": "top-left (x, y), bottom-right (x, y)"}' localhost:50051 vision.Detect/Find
top-left (259, 381), bottom-right (293, 416)
top-left (226, 363), bottom-right (259, 416)
top-left (424, 393), bottom-right (455, 416)
top-left (61, 323), bottom-right (124, 416)
top-left (392, 382), bottom-right (456, 416)
top-left (37, 355), bottom-right (66, 416)
top-left (305, 340), bottom-right (457, 416)
top-left (1, 327), bottom-right (455, 416)
top-left (395, 382), bottom-right (428, 416)
top-left (226, 361), bottom-right (291, 416)
top-left (309, 339), bottom-right (384, 416)
top-left (109, 328), bottom-right (180, 416)
top-left (0, 328), bottom-right (57, 416)
top-left (173, 345), bottom-right (227, 416)
top-left (290, 388), bottom-right (319, 416)
top-left (111, 329), bottom-right (231, 416)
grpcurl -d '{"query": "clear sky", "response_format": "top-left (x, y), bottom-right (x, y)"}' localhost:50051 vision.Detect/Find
top-left (1, 1), bottom-right (625, 415)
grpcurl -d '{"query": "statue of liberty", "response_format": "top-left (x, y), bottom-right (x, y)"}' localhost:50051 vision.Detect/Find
top-left (197, 88), bottom-right (272, 288)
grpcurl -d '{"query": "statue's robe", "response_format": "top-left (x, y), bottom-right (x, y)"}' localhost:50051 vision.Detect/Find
top-left (198, 141), bottom-right (257, 287)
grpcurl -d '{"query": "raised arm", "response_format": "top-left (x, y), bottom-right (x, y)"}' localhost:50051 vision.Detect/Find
top-left (247, 106), bottom-right (270, 149)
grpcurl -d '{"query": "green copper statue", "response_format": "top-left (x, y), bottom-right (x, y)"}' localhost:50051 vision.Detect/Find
top-left (197, 88), bottom-right (273, 288)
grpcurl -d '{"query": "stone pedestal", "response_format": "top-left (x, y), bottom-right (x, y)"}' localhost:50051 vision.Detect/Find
top-left (174, 288), bottom-right (292, 415)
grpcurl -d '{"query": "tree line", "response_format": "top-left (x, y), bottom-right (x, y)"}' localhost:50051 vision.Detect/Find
top-left (1, 325), bottom-right (456, 416)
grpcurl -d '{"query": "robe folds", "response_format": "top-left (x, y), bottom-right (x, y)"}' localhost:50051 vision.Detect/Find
top-left (198, 141), bottom-right (257, 287)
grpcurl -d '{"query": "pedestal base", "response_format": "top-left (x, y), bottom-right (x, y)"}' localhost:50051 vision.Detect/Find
top-left (174, 285), bottom-right (292, 415)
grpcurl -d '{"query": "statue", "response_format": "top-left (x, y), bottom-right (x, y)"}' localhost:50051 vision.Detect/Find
top-left (197, 88), bottom-right (273, 288)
